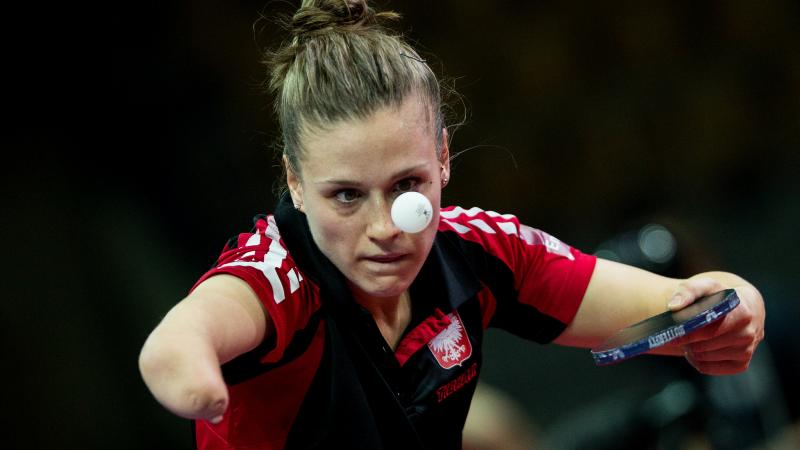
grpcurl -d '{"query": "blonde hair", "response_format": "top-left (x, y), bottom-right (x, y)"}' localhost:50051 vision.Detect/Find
top-left (264, 0), bottom-right (446, 185)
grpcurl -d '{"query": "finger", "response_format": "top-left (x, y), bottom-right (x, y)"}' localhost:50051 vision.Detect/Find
top-left (688, 344), bottom-right (754, 363)
top-left (685, 356), bottom-right (750, 375)
top-left (686, 329), bottom-right (753, 353)
top-left (675, 302), bottom-right (757, 348)
top-left (668, 278), bottom-right (726, 311)
top-left (670, 319), bottom-right (726, 346)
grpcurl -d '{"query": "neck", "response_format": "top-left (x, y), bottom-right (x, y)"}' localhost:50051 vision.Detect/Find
top-left (353, 289), bottom-right (409, 322)
top-left (352, 288), bottom-right (412, 350)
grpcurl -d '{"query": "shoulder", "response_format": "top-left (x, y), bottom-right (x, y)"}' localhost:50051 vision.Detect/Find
top-left (199, 213), bottom-right (315, 306)
top-left (196, 213), bottom-right (322, 364)
top-left (438, 206), bottom-right (519, 236)
top-left (215, 214), bottom-right (294, 270)
top-left (438, 205), bottom-right (574, 259)
top-left (217, 214), bottom-right (286, 262)
top-left (436, 205), bottom-right (594, 290)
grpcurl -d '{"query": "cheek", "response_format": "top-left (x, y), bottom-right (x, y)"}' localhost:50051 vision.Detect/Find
top-left (306, 207), bottom-right (360, 263)
top-left (421, 219), bottom-right (439, 251)
top-left (406, 210), bottom-right (439, 256)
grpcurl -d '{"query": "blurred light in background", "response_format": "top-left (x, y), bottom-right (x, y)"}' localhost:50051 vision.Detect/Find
top-left (594, 223), bottom-right (678, 273)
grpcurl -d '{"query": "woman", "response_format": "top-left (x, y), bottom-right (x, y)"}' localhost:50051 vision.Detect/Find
top-left (138, 1), bottom-right (765, 448)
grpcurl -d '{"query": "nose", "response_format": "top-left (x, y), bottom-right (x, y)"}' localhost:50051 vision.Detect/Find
top-left (365, 195), bottom-right (401, 242)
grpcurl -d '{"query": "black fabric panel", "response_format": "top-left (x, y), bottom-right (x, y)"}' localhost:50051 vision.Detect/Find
top-left (190, 419), bottom-right (197, 450)
top-left (220, 312), bottom-right (323, 385)
top-left (409, 298), bottom-right (484, 449)
top-left (285, 317), bottom-right (425, 450)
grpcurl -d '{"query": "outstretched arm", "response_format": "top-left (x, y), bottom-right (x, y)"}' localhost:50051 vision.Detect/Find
top-left (138, 274), bottom-right (268, 423)
top-left (555, 258), bottom-right (765, 375)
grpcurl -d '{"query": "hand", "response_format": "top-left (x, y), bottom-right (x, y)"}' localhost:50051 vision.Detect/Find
top-left (667, 277), bottom-right (765, 375)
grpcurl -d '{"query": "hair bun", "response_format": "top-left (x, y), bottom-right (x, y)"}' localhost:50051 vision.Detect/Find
top-left (290, 0), bottom-right (396, 39)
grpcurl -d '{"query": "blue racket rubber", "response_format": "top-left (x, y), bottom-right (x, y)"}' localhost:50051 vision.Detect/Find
top-left (591, 289), bottom-right (740, 366)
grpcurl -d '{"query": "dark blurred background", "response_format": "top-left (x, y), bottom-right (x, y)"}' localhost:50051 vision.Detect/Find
top-left (4, 1), bottom-right (798, 448)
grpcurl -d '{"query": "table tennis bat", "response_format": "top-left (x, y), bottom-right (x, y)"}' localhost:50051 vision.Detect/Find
top-left (591, 289), bottom-right (740, 365)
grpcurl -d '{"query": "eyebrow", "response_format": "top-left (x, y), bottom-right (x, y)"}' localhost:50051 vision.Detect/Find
top-left (315, 162), bottom-right (429, 187)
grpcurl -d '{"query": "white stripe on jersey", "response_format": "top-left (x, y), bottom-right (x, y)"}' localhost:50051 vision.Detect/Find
top-left (266, 215), bottom-right (281, 241)
top-left (440, 206), bottom-right (576, 261)
top-left (496, 221), bottom-right (518, 236)
top-left (219, 216), bottom-right (296, 303)
top-left (287, 268), bottom-right (301, 293)
top-left (441, 219), bottom-right (471, 234)
top-left (221, 259), bottom-right (287, 303)
top-left (245, 233), bottom-right (262, 247)
top-left (467, 219), bottom-right (496, 234)
top-left (440, 206), bottom-right (515, 220)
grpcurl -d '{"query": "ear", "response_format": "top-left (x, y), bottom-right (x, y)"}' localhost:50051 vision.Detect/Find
top-left (439, 127), bottom-right (451, 187)
top-left (284, 155), bottom-right (304, 210)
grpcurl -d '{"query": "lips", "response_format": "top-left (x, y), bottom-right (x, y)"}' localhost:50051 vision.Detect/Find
top-left (363, 253), bottom-right (407, 263)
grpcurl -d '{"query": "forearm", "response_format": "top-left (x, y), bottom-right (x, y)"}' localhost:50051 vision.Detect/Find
top-left (139, 319), bottom-right (228, 422)
top-left (555, 258), bottom-right (676, 348)
top-left (138, 275), bottom-right (267, 422)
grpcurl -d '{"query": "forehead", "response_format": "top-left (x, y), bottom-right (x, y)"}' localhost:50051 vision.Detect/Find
top-left (299, 96), bottom-right (437, 180)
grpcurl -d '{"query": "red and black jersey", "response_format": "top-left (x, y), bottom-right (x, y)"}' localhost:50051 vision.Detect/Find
top-left (191, 194), bottom-right (596, 449)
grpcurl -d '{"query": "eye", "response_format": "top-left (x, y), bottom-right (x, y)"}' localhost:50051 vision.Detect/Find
top-left (394, 177), bottom-right (420, 194)
top-left (334, 189), bottom-right (361, 204)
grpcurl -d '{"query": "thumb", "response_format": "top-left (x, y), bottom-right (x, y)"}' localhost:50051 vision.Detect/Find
top-left (667, 292), bottom-right (691, 311)
top-left (667, 278), bottom-right (726, 311)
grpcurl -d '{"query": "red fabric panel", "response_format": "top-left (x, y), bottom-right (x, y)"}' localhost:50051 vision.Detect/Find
top-left (475, 287), bottom-right (497, 330)
top-left (395, 308), bottom-right (451, 367)
top-left (195, 320), bottom-right (326, 450)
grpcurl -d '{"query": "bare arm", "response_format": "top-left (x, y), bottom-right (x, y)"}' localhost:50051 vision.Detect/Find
top-left (555, 258), bottom-right (765, 375)
top-left (138, 274), bottom-right (269, 423)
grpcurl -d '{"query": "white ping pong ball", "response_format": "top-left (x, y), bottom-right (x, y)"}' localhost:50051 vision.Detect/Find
top-left (391, 191), bottom-right (433, 233)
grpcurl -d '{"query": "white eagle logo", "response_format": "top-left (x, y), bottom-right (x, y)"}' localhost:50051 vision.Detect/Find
top-left (428, 312), bottom-right (472, 368)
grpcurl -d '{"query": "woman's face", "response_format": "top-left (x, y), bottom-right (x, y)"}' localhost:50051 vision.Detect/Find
top-left (287, 95), bottom-right (449, 302)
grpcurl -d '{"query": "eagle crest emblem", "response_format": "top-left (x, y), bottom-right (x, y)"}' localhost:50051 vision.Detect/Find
top-left (428, 311), bottom-right (472, 369)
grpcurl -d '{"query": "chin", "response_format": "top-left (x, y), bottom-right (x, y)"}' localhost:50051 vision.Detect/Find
top-left (350, 275), bottom-right (412, 299)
